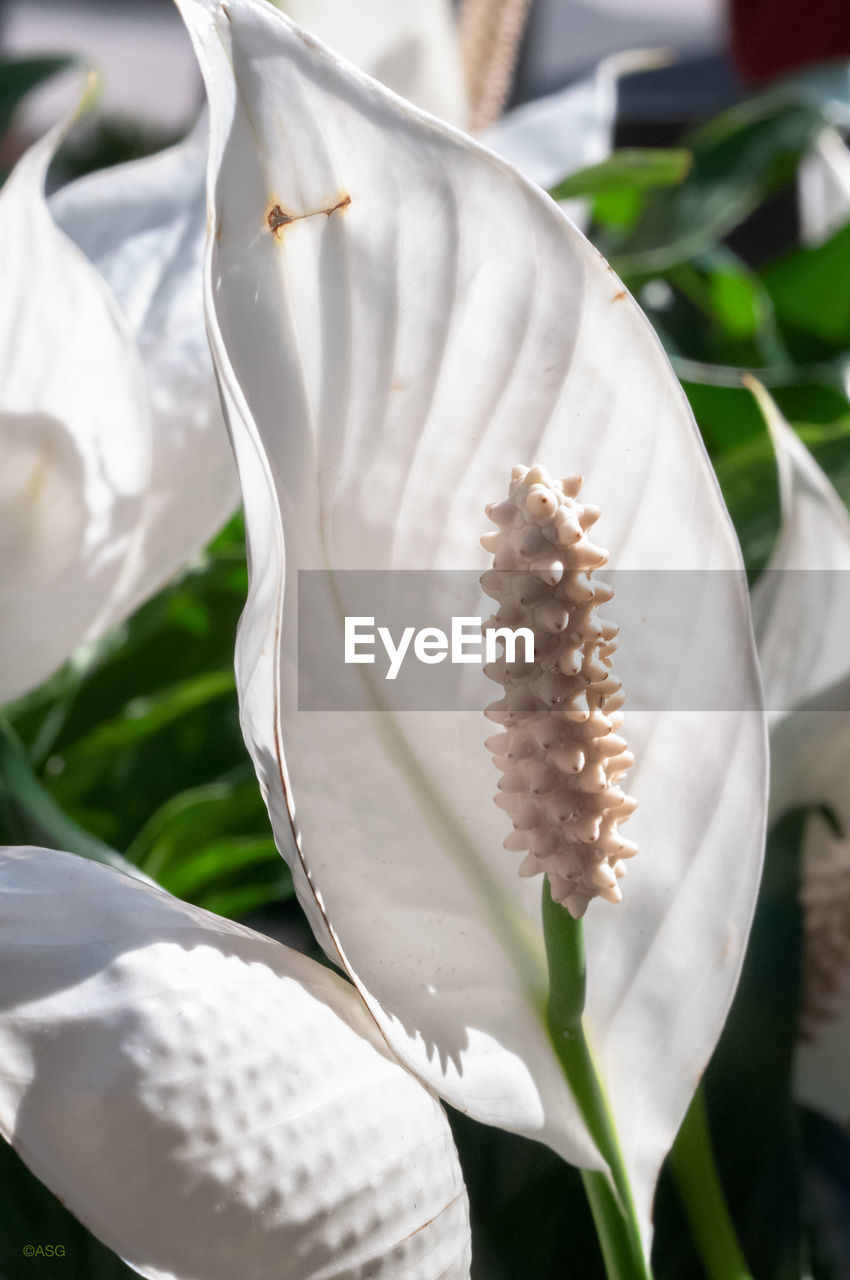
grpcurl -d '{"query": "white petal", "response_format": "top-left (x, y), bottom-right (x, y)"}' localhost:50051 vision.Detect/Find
top-left (481, 50), bottom-right (657, 225)
top-left (278, 0), bottom-right (467, 125)
top-left (481, 61), bottom-right (616, 189)
top-left (798, 127), bottom-right (850, 248)
top-left (769, 674), bottom-right (850, 828)
top-left (0, 846), bottom-right (471, 1280)
top-left (0, 104), bottom-right (152, 705)
top-left (50, 117), bottom-right (239, 621)
top-left (748, 379), bottom-right (850, 723)
top-left (179, 0), bottom-right (767, 1239)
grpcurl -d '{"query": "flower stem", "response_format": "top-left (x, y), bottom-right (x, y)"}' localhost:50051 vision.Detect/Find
top-left (542, 884), bottom-right (652, 1280)
top-left (669, 1086), bottom-right (754, 1280)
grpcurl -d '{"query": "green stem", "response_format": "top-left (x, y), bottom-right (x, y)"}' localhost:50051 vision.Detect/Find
top-left (669, 1086), bottom-right (754, 1280)
top-left (542, 884), bottom-right (652, 1280)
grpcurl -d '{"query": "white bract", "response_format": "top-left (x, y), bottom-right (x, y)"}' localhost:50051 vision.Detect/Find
top-left (0, 0), bottom-right (622, 711)
top-left (10, 0), bottom-right (469, 691)
top-left (273, 0), bottom-right (468, 126)
top-left (0, 92), bottom-right (150, 706)
top-left (749, 384), bottom-right (850, 1125)
top-left (0, 92), bottom-right (237, 708)
top-left (0, 846), bottom-right (471, 1280)
top-left (748, 377), bottom-right (850, 724)
top-left (49, 117), bottom-right (239, 621)
top-left (177, 0), bottom-right (767, 1247)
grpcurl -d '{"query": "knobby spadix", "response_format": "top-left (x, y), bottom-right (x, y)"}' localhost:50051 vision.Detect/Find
top-left (482, 465), bottom-right (637, 919)
top-left (177, 0), bottom-right (766, 1242)
top-left (0, 846), bottom-right (471, 1280)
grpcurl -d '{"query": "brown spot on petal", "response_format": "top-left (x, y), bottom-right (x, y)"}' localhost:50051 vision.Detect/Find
top-left (267, 193), bottom-right (351, 238)
top-left (613, 290), bottom-right (627, 302)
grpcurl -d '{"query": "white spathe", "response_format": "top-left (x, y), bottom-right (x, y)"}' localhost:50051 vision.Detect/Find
top-left (50, 117), bottom-right (239, 621)
top-left (0, 846), bottom-right (471, 1280)
top-left (0, 92), bottom-right (241, 708)
top-left (748, 378), bottom-right (850, 724)
top-left (749, 385), bottom-right (850, 1128)
top-left (277, 0), bottom-right (467, 126)
top-left (0, 103), bottom-right (151, 706)
top-left (176, 0), bottom-right (767, 1249)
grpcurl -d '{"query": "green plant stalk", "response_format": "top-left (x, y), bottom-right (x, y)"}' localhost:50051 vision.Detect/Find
top-left (542, 884), bottom-right (652, 1280)
top-left (669, 1086), bottom-right (755, 1280)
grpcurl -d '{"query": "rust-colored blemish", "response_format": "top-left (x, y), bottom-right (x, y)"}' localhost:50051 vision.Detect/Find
top-left (398, 1191), bottom-right (465, 1244)
top-left (267, 204), bottom-right (294, 234)
top-left (390, 379), bottom-right (408, 392)
top-left (267, 193), bottom-right (351, 238)
top-left (612, 290), bottom-right (627, 302)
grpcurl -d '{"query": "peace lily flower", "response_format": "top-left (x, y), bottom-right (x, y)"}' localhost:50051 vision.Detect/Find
top-left (0, 844), bottom-right (471, 1278)
top-left (0, 90), bottom-right (237, 708)
top-left (1, 0), bottom-right (618, 715)
top-left (747, 381), bottom-right (850, 1125)
top-left (176, 0), bottom-right (767, 1250)
top-left (5, 0), bottom-right (468, 709)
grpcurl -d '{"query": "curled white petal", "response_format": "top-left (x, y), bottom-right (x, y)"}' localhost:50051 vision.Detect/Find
top-left (50, 117), bottom-right (239, 621)
top-left (748, 377), bottom-right (850, 723)
top-left (279, 0), bottom-right (467, 124)
top-left (0, 846), bottom-right (471, 1280)
top-left (178, 0), bottom-right (767, 1241)
top-left (0, 104), bottom-right (151, 705)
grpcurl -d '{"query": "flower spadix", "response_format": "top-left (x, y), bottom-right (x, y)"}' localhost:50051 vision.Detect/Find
top-left (177, 0), bottom-right (766, 1243)
top-left (482, 465), bottom-right (636, 918)
top-left (0, 847), bottom-right (471, 1280)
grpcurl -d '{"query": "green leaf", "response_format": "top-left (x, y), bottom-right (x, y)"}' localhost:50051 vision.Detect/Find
top-left (654, 810), bottom-right (809, 1280)
top-left (127, 777), bottom-right (293, 918)
top-left (548, 148), bottom-right (691, 201)
top-left (761, 223), bottom-right (850, 357)
top-left (7, 514), bottom-right (251, 852)
top-left (686, 376), bottom-right (850, 577)
top-left (711, 429), bottom-right (783, 576)
top-left (0, 720), bottom-right (141, 880)
top-left (608, 97), bottom-right (825, 275)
